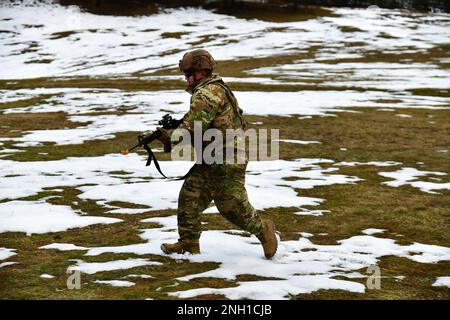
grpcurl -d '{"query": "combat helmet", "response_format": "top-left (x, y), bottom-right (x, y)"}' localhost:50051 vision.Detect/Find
top-left (178, 49), bottom-right (216, 73)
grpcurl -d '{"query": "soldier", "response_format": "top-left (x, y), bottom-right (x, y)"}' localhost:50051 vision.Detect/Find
top-left (159, 49), bottom-right (277, 259)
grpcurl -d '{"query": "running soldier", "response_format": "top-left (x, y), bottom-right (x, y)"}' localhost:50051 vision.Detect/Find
top-left (159, 49), bottom-right (277, 259)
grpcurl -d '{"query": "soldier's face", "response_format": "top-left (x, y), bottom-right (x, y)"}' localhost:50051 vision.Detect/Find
top-left (186, 74), bottom-right (195, 86)
top-left (184, 69), bottom-right (195, 86)
top-left (185, 70), bottom-right (206, 87)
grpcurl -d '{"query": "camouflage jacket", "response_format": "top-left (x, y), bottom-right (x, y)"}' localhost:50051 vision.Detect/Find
top-left (173, 74), bottom-right (247, 164)
top-left (181, 74), bottom-right (245, 133)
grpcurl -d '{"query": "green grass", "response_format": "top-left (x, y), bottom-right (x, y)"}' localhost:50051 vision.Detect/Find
top-left (49, 31), bottom-right (78, 40)
top-left (213, 4), bottom-right (338, 23)
top-left (339, 26), bottom-right (363, 33)
top-left (24, 59), bottom-right (54, 64)
top-left (160, 32), bottom-right (190, 39)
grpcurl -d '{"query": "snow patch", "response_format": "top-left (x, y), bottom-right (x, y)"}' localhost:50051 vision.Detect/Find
top-left (0, 156), bottom-right (360, 216)
top-left (335, 161), bottom-right (401, 167)
top-left (273, 139), bottom-right (321, 145)
top-left (82, 215), bottom-right (450, 300)
top-left (362, 228), bottom-right (386, 235)
top-left (379, 167), bottom-right (450, 194)
top-left (432, 277), bottom-right (450, 288)
top-left (0, 201), bottom-right (121, 235)
top-left (68, 258), bottom-right (162, 275)
top-left (0, 247), bottom-right (17, 260)
top-left (39, 243), bottom-right (89, 251)
top-left (0, 262), bottom-right (18, 268)
top-left (94, 280), bottom-right (135, 287)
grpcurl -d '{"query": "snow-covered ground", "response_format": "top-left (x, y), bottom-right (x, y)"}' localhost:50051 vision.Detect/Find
top-left (0, 200), bottom-right (121, 235)
top-left (432, 277), bottom-right (450, 288)
top-left (0, 1), bottom-right (449, 299)
top-left (246, 62), bottom-right (450, 90)
top-left (40, 216), bottom-right (450, 299)
top-left (0, 3), bottom-right (449, 79)
top-left (68, 258), bottom-right (162, 275)
top-left (379, 167), bottom-right (450, 194)
top-left (0, 88), bottom-right (448, 148)
top-left (0, 247), bottom-right (17, 269)
top-left (0, 1), bottom-right (448, 149)
top-left (0, 155), bottom-right (361, 216)
top-left (1, 153), bottom-right (449, 298)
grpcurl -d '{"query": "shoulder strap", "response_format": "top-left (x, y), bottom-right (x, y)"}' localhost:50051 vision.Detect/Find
top-left (212, 80), bottom-right (246, 129)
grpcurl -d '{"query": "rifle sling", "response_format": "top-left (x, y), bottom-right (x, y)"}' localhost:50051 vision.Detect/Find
top-left (143, 143), bottom-right (194, 180)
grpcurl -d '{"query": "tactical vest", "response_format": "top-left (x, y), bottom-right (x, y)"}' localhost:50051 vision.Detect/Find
top-left (190, 75), bottom-right (248, 164)
top-left (192, 75), bottom-right (246, 131)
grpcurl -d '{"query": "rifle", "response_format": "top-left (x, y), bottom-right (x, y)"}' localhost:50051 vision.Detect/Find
top-left (121, 114), bottom-right (187, 179)
top-left (121, 114), bottom-right (182, 155)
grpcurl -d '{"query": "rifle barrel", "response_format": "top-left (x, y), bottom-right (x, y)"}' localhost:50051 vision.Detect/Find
top-left (121, 130), bottom-right (160, 155)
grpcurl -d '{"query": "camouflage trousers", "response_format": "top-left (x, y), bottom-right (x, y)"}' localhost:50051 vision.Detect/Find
top-left (178, 163), bottom-right (263, 241)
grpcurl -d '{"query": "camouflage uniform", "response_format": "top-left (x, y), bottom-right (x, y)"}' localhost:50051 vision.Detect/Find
top-left (174, 74), bottom-right (263, 242)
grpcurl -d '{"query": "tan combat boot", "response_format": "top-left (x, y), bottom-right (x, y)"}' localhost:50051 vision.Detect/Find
top-left (160, 241), bottom-right (200, 254)
top-left (256, 219), bottom-right (277, 259)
